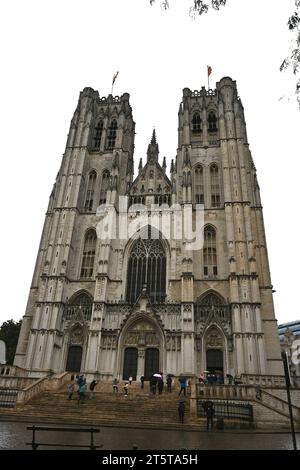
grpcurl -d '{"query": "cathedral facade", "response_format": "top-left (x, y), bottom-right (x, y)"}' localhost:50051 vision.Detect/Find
top-left (15, 77), bottom-right (283, 380)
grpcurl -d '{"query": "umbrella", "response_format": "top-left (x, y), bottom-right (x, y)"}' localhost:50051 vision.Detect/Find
top-left (153, 373), bottom-right (162, 378)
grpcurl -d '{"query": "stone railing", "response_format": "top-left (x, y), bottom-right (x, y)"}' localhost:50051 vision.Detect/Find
top-left (193, 383), bottom-right (300, 423)
top-left (259, 389), bottom-right (300, 422)
top-left (240, 374), bottom-right (286, 388)
top-left (44, 372), bottom-right (70, 391)
top-left (0, 376), bottom-right (37, 390)
top-left (0, 365), bottom-right (32, 377)
top-left (16, 377), bottom-right (48, 404)
top-left (196, 384), bottom-right (256, 400)
top-left (16, 372), bottom-right (70, 404)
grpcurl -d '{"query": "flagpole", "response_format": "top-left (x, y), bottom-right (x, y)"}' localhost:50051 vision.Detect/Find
top-left (207, 66), bottom-right (210, 90)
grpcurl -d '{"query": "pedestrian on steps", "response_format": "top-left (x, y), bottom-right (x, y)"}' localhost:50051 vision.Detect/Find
top-left (89, 379), bottom-right (98, 400)
top-left (129, 376), bottom-right (133, 385)
top-left (67, 381), bottom-right (75, 400)
top-left (113, 378), bottom-right (119, 393)
top-left (124, 382), bottom-right (129, 396)
top-left (178, 400), bottom-right (186, 423)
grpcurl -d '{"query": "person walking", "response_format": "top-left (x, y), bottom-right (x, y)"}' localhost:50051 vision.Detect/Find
top-left (178, 400), bottom-right (186, 424)
top-left (178, 376), bottom-right (187, 396)
top-left (140, 375), bottom-right (145, 389)
top-left (129, 376), bottom-right (133, 385)
top-left (112, 378), bottom-right (119, 393)
top-left (124, 382), bottom-right (129, 396)
top-left (166, 375), bottom-right (172, 393)
top-left (206, 402), bottom-right (215, 430)
top-left (67, 381), bottom-right (75, 400)
top-left (89, 379), bottom-right (98, 400)
top-left (78, 381), bottom-right (86, 405)
top-left (157, 377), bottom-right (164, 395)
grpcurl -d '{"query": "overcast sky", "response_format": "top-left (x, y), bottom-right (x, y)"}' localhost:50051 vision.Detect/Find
top-left (0, 0), bottom-right (299, 326)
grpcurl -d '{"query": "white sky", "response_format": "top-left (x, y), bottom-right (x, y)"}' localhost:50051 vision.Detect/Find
top-left (0, 0), bottom-right (299, 326)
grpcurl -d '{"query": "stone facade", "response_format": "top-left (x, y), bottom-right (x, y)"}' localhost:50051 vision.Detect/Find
top-left (15, 77), bottom-right (283, 380)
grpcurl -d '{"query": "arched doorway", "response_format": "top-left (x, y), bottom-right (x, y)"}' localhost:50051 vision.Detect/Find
top-left (144, 348), bottom-right (159, 380)
top-left (66, 346), bottom-right (83, 372)
top-left (123, 347), bottom-right (138, 380)
top-left (120, 318), bottom-right (162, 380)
top-left (206, 349), bottom-right (223, 374)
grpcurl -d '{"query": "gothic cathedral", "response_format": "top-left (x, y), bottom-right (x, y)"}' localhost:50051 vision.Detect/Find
top-left (15, 77), bottom-right (283, 380)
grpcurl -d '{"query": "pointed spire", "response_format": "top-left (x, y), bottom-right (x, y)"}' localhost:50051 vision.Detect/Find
top-left (162, 156), bottom-right (167, 173)
top-left (138, 158), bottom-right (143, 170)
top-left (151, 129), bottom-right (157, 145)
top-left (147, 129), bottom-right (159, 163)
top-left (170, 159), bottom-right (174, 174)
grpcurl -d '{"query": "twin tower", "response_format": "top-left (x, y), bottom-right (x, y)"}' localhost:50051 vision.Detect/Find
top-left (15, 77), bottom-right (282, 381)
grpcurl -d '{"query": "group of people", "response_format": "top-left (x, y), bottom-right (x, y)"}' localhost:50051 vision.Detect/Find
top-left (199, 372), bottom-right (224, 385)
top-left (66, 373), bottom-right (216, 429)
top-left (67, 374), bottom-right (98, 403)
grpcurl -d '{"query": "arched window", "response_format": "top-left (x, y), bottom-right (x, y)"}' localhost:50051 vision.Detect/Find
top-left (203, 226), bottom-right (217, 277)
top-left (63, 292), bottom-right (93, 321)
top-left (194, 165), bottom-right (204, 204)
top-left (208, 111), bottom-right (217, 132)
top-left (192, 112), bottom-right (202, 133)
top-left (210, 164), bottom-right (221, 207)
top-left (126, 230), bottom-right (166, 304)
top-left (80, 230), bottom-right (97, 278)
top-left (107, 119), bottom-right (117, 150)
top-left (99, 170), bottom-right (110, 204)
top-left (84, 170), bottom-right (97, 211)
top-left (92, 120), bottom-right (103, 149)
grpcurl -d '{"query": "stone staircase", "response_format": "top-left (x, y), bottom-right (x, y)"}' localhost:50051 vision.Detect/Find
top-left (0, 381), bottom-right (199, 430)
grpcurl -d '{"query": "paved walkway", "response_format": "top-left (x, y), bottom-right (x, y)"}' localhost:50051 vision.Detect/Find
top-left (1, 421), bottom-right (299, 450)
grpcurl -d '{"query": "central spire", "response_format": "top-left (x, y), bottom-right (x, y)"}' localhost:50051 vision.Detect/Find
top-left (147, 129), bottom-right (159, 163)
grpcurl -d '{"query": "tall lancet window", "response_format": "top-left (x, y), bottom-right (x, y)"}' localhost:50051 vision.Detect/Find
top-left (210, 164), bottom-right (221, 207)
top-left (192, 112), bottom-right (201, 133)
top-left (208, 111), bottom-right (218, 132)
top-left (203, 225), bottom-right (218, 277)
top-left (84, 170), bottom-right (97, 211)
top-left (99, 170), bottom-right (110, 204)
top-left (80, 229), bottom-right (97, 279)
top-left (126, 230), bottom-right (166, 304)
top-left (92, 120), bottom-right (103, 149)
top-left (194, 165), bottom-right (204, 204)
top-left (107, 119), bottom-right (117, 150)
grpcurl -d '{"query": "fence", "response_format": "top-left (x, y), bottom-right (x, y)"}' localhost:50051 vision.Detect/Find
top-left (0, 388), bottom-right (18, 408)
top-left (197, 399), bottom-right (253, 424)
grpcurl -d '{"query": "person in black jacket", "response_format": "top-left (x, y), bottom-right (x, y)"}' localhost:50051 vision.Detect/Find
top-left (178, 400), bottom-right (186, 423)
top-left (89, 379), bottom-right (98, 400)
top-left (206, 402), bottom-right (215, 430)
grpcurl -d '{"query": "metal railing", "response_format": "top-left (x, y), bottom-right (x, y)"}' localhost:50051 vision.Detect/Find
top-left (26, 425), bottom-right (102, 450)
top-left (197, 399), bottom-right (253, 423)
top-left (0, 388), bottom-right (18, 408)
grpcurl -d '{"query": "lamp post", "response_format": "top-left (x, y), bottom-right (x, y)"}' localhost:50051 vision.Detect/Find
top-left (281, 350), bottom-right (297, 450)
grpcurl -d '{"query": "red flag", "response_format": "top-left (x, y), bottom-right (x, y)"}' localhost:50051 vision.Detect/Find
top-left (112, 71), bottom-right (119, 85)
top-left (207, 66), bottom-right (212, 76)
